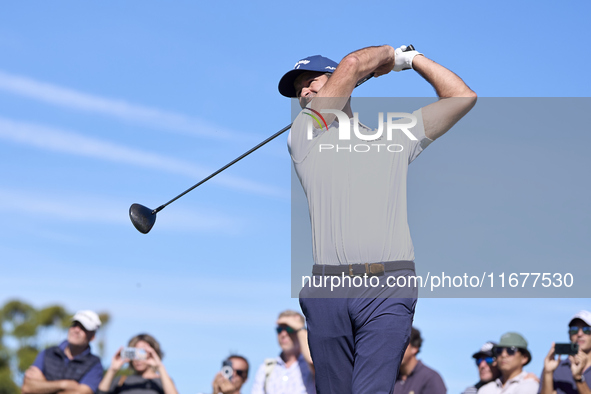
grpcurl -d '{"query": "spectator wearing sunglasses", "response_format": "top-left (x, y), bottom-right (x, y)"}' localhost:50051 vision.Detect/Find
top-left (463, 341), bottom-right (501, 394)
top-left (478, 332), bottom-right (538, 394)
top-left (22, 310), bottom-right (103, 394)
top-left (540, 310), bottom-right (591, 394)
top-left (250, 310), bottom-right (315, 394)
top-left (394, 326), bottom-right (446, 394)
top-left (212, 355), bottom-right (249, 394)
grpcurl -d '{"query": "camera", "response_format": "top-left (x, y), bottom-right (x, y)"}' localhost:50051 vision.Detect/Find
top-left (120, 347), bottom-right (147, 360)
top-left (221, 360), bottom-right (233, 381)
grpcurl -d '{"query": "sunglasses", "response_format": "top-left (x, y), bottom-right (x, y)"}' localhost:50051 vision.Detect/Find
top-left (475, 357), bottom-right (495, 366)
top-left (235, 369), bottom-right (247, 379)
top-left (495, 346), bottom-right (520, 356)
top-left (569, 326), bottom-right (591, 336)
top-left (276, 326), bottom-right (297, 334)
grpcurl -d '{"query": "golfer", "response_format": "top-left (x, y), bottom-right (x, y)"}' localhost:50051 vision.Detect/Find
top-left (279, 44), bottom-right (476, 394)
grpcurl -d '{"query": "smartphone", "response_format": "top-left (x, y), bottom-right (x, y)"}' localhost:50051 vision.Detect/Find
top-left (221, 360), bottom-right (233, 381)
top-left (555, 343), bottom-right (579, 355)
top-left (121, 347), bottom-right (147, 360)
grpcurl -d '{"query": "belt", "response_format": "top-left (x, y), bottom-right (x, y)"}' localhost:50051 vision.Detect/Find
top-left (311, 261), bottom-right (415, 277)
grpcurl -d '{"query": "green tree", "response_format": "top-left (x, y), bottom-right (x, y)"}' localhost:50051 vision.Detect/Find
top-left (0, 299), bottom-right (110, 393)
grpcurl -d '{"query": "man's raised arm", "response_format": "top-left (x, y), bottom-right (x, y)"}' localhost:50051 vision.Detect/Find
top-left (411, 54), bottom-right (477, 140)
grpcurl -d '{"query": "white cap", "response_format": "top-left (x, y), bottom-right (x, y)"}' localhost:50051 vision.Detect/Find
top-left (569, 310), bottom-right (591, 326)
top-left (72, 310), bottom-right (101, 331)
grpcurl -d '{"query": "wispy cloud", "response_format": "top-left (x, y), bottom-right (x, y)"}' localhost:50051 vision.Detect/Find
top-left (0, 188), bottom-right (242, 233)
top-left (0, 69), bottom-right (256, 142)
top-left (0, 116), bottom-right (287, 198)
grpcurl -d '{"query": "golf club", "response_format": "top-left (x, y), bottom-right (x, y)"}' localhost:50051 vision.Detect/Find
top-left (130, 45), bottom-right (416, 234)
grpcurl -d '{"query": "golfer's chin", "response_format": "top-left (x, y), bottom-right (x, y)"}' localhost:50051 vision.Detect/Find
top-left (299, 95), bottom-right (315, 108)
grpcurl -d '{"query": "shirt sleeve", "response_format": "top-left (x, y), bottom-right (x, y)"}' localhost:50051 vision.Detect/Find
top-left (519, 379), bottom-right (540, 394)
top-left (250, 363), bottom-right (267, 394)
top-left (79, 361), bottom-right (104, 393)
top-left (406, 108), bottom-right (433, 164)
top-left (288, 110), bottom-right (335, 164)
top-left (31, 349), bottom-right (46, 372)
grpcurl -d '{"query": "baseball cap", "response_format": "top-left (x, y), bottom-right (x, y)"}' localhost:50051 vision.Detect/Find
top-left (278, 55), bottom-right (338, 98)
top-left (569, 310), bottom-right (591, 326)
top-left (497, 332), bottom-right (531, 364)
top-left (472, 341), bottom-right (497, 359)
top-left (72, 310), bottom-right (101, 331)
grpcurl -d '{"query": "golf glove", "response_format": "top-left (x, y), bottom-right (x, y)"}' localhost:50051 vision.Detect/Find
top-left (393, 45), bottom-right (423, 72)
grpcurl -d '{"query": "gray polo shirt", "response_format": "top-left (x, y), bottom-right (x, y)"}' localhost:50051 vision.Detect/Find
top-left (393, 360), bottom-right (446, 394)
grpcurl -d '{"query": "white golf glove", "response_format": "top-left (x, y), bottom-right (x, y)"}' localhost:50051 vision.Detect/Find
top-left (393, 45), bottom-right (423, 72)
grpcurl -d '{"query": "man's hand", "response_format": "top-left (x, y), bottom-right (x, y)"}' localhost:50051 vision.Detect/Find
top-left (544, 343), bottom-right (561, 373)
top-left (277, 315), bottom-right (305, 332)
top-left (570, 349), bottom-right (589, 379)
top-left (25, 366), bottom-right (46, 381)
top-left (393, 45), bottom-right (423, 72)
top-left (212, 372), bottom-right (239, 394)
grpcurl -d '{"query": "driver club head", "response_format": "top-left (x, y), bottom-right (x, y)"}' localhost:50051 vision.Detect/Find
top-left (129, 203), bottom-right (156, 234)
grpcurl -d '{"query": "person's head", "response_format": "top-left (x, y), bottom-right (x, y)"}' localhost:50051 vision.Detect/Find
top-left (127, 333), bottom-right (163, 374)
top-left (472, 341), bottom-right (500, 383)
top-left (494, 332), bottom-right (531, 378)
top-left (568, 311), bottom-right (591, 353)
top-left (278, 55), bottom-right (337, 107)
top-left (226, 355), bottom-right (249, 389)
top-left (276, 310), bottom-right (305, 355)
top-left (68, 310), bottom-right (101, 347)
top-left (401, 327), bottom-right (422, 366)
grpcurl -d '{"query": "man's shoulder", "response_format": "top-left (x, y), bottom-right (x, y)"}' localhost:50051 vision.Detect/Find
top-left (477, 380), bottom-right (501, 394)
top-left (415, 360), bottom-right (444, 379)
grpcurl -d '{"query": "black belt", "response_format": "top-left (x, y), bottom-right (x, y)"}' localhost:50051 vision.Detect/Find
top-left (312, 261), bottom-right (415, 277)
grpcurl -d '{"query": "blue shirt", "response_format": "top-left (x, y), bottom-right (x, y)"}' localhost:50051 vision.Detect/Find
top-left (32, 340), bottom-right (103, 392)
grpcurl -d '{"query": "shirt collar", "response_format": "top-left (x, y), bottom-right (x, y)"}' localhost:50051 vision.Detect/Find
top-left (60, 340), bottom-right (91, 358)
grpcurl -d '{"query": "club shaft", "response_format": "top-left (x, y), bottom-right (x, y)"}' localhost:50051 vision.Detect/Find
top-left (152, 123), bottom-right (292, 214)
top-left (151, 69), bottom-right (386, 215)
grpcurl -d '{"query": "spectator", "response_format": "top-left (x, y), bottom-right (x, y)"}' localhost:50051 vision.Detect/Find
top-left (21, 310), bottom-right (103, 394)
top-left (250, 310), bottom-right (315, 394)
top-left (98, 333), bottom-right (178, 394)
top-left (540, 310), bottom-right (591, 394)
top-left (463, 341), bottom-right (501, 394)
top-left (478, 332), bottom-right (538, 394)
top-left (394, 327), bottom-right (446, 394)
top-left (212, 355), bottom-right (249, 394)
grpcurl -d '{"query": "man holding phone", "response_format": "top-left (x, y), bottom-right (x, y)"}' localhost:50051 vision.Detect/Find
top-left (541, 311), bottom-right (591, 394)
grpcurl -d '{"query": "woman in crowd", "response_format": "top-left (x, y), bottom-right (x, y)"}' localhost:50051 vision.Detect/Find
top-left (97, 333), bottom-right (178, 394)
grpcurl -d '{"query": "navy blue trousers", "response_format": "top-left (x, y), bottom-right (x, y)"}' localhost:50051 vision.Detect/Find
top-left (299, 271), bottom-right (417, 394)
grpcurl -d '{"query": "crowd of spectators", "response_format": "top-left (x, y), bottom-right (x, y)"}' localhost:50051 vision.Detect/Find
top-left (20, 309), bottom-right (591, 394)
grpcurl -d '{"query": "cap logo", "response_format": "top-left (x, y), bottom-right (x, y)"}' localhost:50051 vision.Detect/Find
top-left (325, 66), bottom-right (336, 70)
top-left (294, 60), bottom-right (311, 69)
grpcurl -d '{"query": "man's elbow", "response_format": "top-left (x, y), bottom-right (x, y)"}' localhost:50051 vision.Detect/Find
top-left (456, 89), bottom-right (477, 112)
top-left (21, 381), bottom-right (34, 394)
top-left (339, 54), bottom-right (361, 75)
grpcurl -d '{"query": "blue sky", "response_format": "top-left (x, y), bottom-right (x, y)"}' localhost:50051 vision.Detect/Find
top-left (1, 1), bottom-right (590, 393)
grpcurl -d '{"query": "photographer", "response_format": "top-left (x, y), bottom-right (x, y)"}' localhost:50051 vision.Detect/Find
top-left (211, 355), bottom-right (249, 394)
top-left (97, 333), bottom-right (178, 394)
top-left (541, 311), bottom-right (591, 394)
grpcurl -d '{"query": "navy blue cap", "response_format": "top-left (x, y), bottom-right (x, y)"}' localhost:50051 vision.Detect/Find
top-left (278, 55), bottom-right (338, 98)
